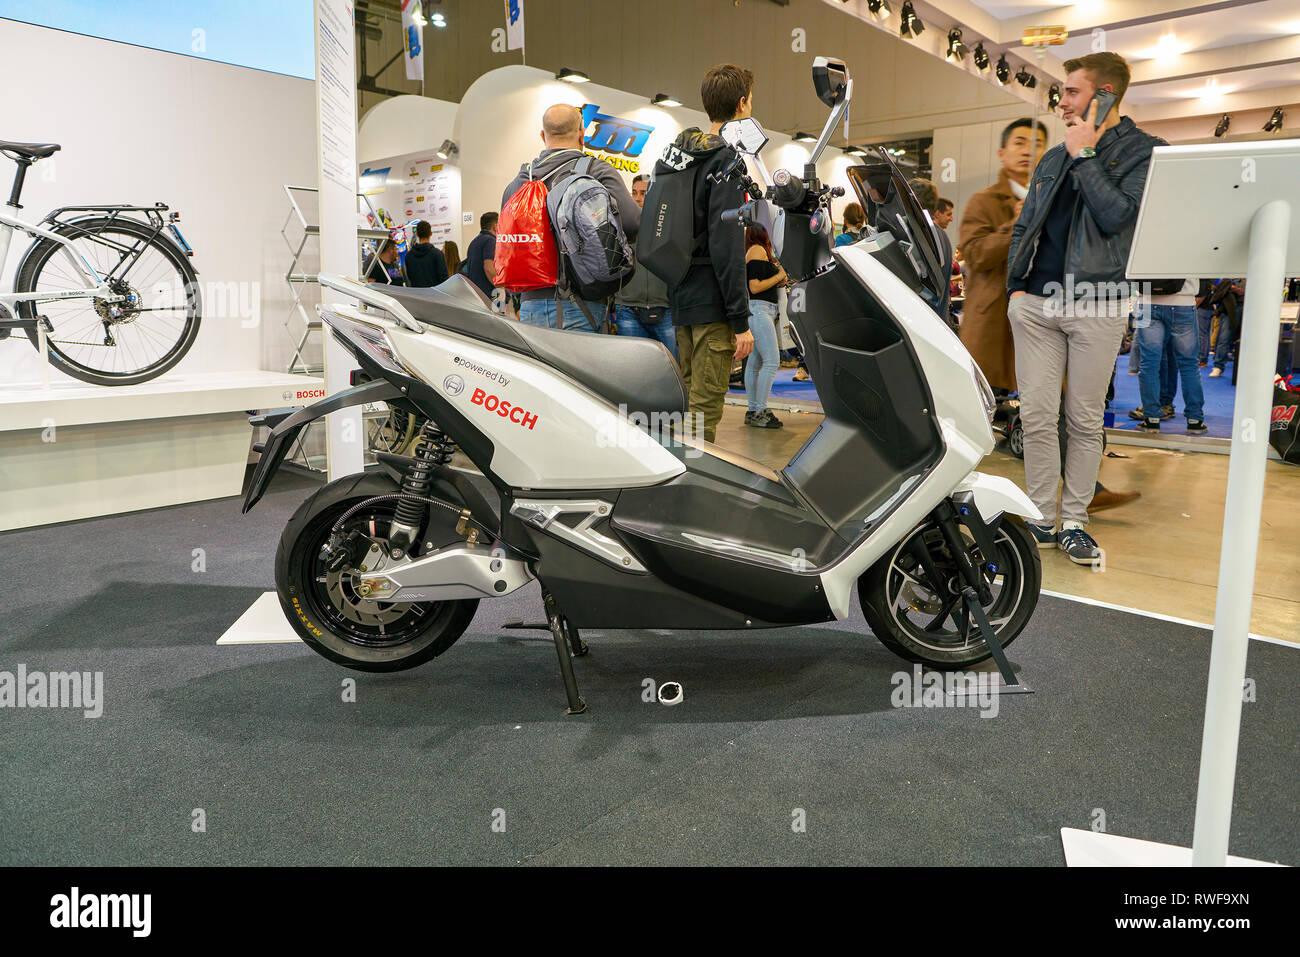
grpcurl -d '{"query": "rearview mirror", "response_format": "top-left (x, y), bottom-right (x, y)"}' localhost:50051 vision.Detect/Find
top-left (812, 56), bottom-right (848, 107)
top-left (719, 117), bottom-right (769, 156)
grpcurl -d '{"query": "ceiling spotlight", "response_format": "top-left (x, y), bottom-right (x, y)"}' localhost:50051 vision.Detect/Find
top-left (1047, 83), bottom-right (1061, 110)
top-left (556, 67), bottom-right (590, 83)
top-left (995, 54), bottom-right (1010, 85)
top-left (1214, 114), bottom-right (1231, 137)
top-left (436, 138), bottom-right (459, 159)
top-left (1263, 107), bottom-right (1284, 132)
top-left (867, 0), bottom-right (891, 20)
top-left (946, 28), bottom-right (968, 63)
top-left (973, 43), bottom-right (989, 71)
top-left (651, 93), bottom-right (682, 107)
top-left (793, 131), bottom-right (817, 143)
top-left (843, 145), bottom-right (868, 156)
top-left (1015, 67), bottom-right (1037, 89)
top-left (900, 1), bottom-right (923, 38)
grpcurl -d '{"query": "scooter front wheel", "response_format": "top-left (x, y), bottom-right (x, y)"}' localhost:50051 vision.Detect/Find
top-left (274, 472), bottom-right (479, 672)
top-left (858, 516), bottom-right (1040, 668)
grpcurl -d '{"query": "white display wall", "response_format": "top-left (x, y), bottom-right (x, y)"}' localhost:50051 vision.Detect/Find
top-left (443, 65), bottom-right (857, 251)
top-left (0, 18), bottom-right (317, 384)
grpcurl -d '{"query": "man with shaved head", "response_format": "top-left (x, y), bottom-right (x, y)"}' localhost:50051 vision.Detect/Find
top-left (501, 103), bottom-right (640, 332)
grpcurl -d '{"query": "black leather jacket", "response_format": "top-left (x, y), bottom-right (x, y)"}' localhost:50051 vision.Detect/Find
top-left (1007, 116), bottom-right (1166, 297)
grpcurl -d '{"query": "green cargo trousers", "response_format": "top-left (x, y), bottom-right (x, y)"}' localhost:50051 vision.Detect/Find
top-left (676, 321), bottom-right (736, 444)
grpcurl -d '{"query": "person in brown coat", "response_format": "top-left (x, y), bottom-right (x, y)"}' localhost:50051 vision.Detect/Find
top-left (958, 118), bottom-right (1047, 392)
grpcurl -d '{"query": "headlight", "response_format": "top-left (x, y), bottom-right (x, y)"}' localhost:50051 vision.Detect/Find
top-left (974, 363), bottom-right (995, 421)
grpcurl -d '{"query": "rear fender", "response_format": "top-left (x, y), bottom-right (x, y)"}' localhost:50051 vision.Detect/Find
top-left (241, 379), bottom-right (403, 512)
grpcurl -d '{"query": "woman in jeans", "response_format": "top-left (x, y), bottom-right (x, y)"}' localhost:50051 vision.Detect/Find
top-left (744, 226), bottom-right (787, 428)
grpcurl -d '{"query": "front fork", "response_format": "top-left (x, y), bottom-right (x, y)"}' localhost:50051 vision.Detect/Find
top-left (929, 495), bottom-right (1000, 605)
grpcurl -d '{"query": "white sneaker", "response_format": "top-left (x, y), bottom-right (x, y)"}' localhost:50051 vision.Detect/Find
top-left (1209, 367), bottom-right (1223, 378)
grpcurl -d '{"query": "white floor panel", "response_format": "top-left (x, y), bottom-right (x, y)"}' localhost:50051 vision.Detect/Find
top-left (216, 591), bottom-right (303, 645)
top-left (1060, 828), bottom-right (1284, 867)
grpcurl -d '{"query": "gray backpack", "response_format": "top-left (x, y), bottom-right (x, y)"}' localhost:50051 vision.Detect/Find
top-left (545, 155), bottom-right (635, 316)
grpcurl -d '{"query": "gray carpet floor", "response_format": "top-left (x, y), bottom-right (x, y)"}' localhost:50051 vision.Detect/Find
top-left (0, 469), bottom-right (1295, 866)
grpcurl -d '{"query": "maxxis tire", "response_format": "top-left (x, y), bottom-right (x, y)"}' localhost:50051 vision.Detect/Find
top-left (16, 217), bottom-right (201, 386)
top-left (274, 472), bottom-right (479, 672)
top-left (858, 516), bottom-right (1041, 669)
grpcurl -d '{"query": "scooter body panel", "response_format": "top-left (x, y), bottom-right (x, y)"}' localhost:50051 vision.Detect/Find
top-left (385, 322), bottom-right (686, 490)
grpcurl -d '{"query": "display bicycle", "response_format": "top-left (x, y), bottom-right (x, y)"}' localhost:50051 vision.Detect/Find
top-left (0, 140), bottom-right (201, 386)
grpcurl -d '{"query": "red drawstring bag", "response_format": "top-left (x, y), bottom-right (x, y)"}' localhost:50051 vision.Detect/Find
top-left (495, 164), bottom-right (559, 291)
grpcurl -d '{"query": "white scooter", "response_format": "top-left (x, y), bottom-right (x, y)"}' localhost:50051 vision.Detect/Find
top-left (243, 57), bottom-right (1043, 713)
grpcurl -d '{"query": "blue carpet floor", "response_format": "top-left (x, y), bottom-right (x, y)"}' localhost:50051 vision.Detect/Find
top-left (1106, 352), bottom-right (1237, 439)
top-left (732, 356), bottom-right (1243, 439)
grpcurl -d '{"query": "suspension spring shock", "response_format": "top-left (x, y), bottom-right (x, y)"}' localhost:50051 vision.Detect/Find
top-left (388, 422), bottom-right (453, 556)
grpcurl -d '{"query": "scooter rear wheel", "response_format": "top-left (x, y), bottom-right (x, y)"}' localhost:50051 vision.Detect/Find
top-left (275, 472), bottom-right (478, 672)
top-left (858, 516), bottom-right (1040, 668)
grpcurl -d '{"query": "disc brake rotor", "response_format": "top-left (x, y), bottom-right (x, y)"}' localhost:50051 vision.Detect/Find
top-left (324, 565), bottom-right (412, 625)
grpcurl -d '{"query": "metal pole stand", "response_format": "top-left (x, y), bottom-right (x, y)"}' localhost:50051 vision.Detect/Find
top-left (541, 591), bottom-right (587, 715)
top-left (961, 585), bottom-right (1032, 695)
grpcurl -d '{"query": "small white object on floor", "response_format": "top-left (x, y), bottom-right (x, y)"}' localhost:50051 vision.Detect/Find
top-left (216, 591), bottom-right (303, 644)
top-left (1060, 828), bottom-right (1282, 866)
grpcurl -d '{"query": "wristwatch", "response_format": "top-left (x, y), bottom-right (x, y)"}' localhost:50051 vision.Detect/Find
top-left (1077, 146), bottom-right (1097, 159)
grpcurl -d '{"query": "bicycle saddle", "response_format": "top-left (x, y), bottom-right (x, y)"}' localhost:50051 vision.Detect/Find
top-left (0, 140), bottom-right (61, 160)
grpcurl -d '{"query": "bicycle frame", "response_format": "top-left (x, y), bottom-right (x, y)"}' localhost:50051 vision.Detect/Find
top-left (0, 209), bottom-right (115, 315)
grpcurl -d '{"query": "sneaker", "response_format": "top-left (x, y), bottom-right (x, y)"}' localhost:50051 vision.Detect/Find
top-left (1209, 367), bottom-right (1223, 378)
top-left (1058, 524), bottom-right (1101, 565)
top-left (1140, 418), bottom-right (1161, 433)
top-left (792, 368), bottom-right (811, 382)
top-left (1128, 407), bottom-right (1147, 421)
top-left (1026, 522), bottom-right (1057, 549)
top-left (1160, 404), bottom-right (1175, 419)
top-left (746, 410), bottom-right (783, 429)
top-left (1198, 361), bottom-right (1208, 368)
top-left (761, 409), bottom-right (784, 428)
top-left (1187, 419), bottom-right (1209, 434)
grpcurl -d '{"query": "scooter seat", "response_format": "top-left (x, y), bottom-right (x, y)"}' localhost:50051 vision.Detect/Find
top-left (514, 321), bottom-right (688, 421)
top-left (384, 279), bottom-right (687, 420)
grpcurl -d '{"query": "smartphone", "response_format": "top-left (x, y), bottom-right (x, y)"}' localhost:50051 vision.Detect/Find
top-left (1089, 88), bottom-right (1117, 128)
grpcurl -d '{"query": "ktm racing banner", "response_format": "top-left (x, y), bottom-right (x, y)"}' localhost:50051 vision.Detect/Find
top-left (401, 0), bottom-right (424, 81)
top-left (504, 0), bottom-right (525, 51)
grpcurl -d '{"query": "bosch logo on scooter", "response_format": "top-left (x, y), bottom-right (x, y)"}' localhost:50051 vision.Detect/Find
top-left (295, 389), bottom-right (325, 399)
top-left (470, 388), bottom-right (538, 429)
top-left (443, 374), bottom-right (465, 396)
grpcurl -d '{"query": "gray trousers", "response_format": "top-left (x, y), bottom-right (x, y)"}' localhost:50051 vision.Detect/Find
top-left (1008, 292), bottom-right (1128, 526)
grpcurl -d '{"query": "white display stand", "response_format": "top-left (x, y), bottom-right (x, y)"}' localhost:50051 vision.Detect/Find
top-left (1069, 138), bottom-right (1299, 868)
top-left (314, 0), bottom-right (364, 482)
top-left (0, 371), bottom-right (322, 531)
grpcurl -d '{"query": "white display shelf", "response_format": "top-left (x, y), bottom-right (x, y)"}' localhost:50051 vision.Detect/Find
top-left (0, 371), bottom-right (323, 431)
top-left (0, 371), bottom-right (324, 531)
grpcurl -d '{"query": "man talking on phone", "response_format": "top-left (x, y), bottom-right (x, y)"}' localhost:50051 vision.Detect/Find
top-left (1006, 51), bottom-right (1165, 566)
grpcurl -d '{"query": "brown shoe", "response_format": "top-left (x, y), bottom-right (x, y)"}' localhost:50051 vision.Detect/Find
top-left (1087, 488), bottom-right (1141, 513)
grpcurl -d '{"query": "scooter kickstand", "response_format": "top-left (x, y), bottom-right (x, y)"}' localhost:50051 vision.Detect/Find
top-left (960, 585), bottom-right (1032, 694)
top-left (543, 591), bottom-right (587, 715)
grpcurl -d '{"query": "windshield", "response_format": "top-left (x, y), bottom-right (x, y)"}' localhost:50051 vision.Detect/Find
top-left (845, 151), bottom-right (948, 304)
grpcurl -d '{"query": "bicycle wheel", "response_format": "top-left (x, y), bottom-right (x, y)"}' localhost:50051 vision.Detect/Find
top-left (15, 216), bottom-right (201, 386)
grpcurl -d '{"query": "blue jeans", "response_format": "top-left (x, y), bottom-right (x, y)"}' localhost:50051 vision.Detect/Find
top-left (519, 297), bottom-right (606, 334)
top-left (1196, 305), bottom-right (1215, 363)
top-left (744, 299), bottom-right (780, 412)
top-left (614, 305), bottom-right (676, 359)
top-left (1137, 303), bottom-right (1204, 421)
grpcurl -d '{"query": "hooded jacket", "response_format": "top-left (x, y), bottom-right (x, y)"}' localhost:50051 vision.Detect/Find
top-left (501, 147), bottom-right (640, 242)
top-left (1008, 115), bottom-right (1166, 298)
top-left (663, 128), bottom-right (749, 334)
top-left (404, 241), bottom-right (448, 288)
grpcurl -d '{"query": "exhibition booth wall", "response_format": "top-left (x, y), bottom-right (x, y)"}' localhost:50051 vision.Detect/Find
top-left (0, 18), bottom-right (317, 384)
top-left (359, 67), bottom-right (869, 257)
